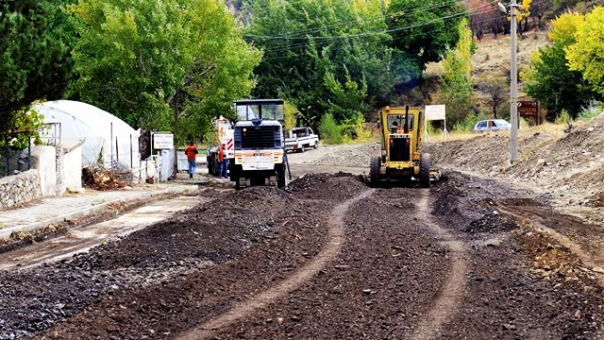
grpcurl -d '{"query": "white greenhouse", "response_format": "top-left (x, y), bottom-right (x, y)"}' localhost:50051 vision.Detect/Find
top-left (34, 100), bottom-right (141, 171)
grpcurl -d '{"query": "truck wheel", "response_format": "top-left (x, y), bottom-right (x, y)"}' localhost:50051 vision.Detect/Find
top-left (277, 166), bottom-right (286, 188)
top-left (300, 146), bottom-right (305, 153)
top-left (420, 153), bottom-right (431, 188)
top-left (235, 176), bottom-right (241, 190)
top-left (369, 156), bottom-right (381, 188)
top-left (314, 142), bottom-right (318, 149)
top-left (213, 162), bottom-right (219, 177)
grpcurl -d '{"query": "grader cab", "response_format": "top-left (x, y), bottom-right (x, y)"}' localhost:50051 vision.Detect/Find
top-left (369, 105), bottom-right (439, 188)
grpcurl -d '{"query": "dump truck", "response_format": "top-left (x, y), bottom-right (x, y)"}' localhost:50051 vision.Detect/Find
top-left (369, 105), bottom-right (440, 188)
top-left (229, 99), bottom-right (290, 189)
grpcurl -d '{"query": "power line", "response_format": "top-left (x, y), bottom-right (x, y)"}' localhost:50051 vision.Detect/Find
top-left (243, 0), bottom-right (467, 40)
top-left (243, 0), bottom-right (548, 45)
top-left (254, 6), bottom-right (489, 57)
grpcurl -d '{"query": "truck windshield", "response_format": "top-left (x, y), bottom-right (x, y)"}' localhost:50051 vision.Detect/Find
top-left (236, 104), bottom-right (284, 121)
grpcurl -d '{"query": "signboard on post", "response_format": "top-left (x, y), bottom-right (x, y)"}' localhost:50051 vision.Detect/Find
top-left (425, 104), bottom-right (446, 121)
top-left (153, 133), bottom-right (174, 150)
top-left (424, 104), bottom-right (448, 139)
top-left (518, 101), bottom-right (542, 125)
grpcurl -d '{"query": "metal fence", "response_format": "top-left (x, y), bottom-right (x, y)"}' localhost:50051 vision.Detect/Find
top-left (0, 131), bottom-right (34, 178)
top-left (0, 123), bottom-right (61, 179)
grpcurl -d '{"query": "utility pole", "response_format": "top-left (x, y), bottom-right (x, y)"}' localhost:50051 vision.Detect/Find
top-left (509, 0), bottom-right (519, 163)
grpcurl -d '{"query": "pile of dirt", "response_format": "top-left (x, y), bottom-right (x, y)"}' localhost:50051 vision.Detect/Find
top-left (425, 116), bottom-right (604, 222)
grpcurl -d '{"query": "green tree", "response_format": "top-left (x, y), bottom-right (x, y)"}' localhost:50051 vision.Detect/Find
top-left (244, 0), bottom-right (392, 127)
top-left (67, 0), bottom-right (261, 144)
top-left (435, 18), bottom-right (473, 129)
top-left (522, 11), bottom-right (599, 120)
top-left (0, 0), bottom-right (75, 135)
top-left (565, 7), bottom-right (604, 99)
top-left (283, 102), bottom-right (298, 131)
top-left (387, 0), bottom-right (466, 77)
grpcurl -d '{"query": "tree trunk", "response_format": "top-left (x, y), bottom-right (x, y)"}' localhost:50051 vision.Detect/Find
top-left (173, 109), bottom-right (179, 178)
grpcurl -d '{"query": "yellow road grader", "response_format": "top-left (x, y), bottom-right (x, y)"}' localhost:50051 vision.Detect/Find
top-left (369, 105), bottom-right (440, 188)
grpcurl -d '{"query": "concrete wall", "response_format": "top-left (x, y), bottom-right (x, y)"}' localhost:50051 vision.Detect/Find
top-left (63, 144), bottom-right (82, 192)
top-left (0, 170), bottom-right (42, 209)
top-left (32, 146), bottom-right (57, 197)
top-left (0, 141), bottom-right (89, 209)
top-left (31, 142), bottom-right (83, 197)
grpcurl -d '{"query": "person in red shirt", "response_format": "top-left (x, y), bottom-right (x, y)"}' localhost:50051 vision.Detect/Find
top-left (184, 141), bottom-right (198, 179)
top-left (218, 143), bottom-right (228, 179)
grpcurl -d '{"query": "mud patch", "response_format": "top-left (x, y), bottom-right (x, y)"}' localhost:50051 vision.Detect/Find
top-left (465, 212), bottom-right (518, 234)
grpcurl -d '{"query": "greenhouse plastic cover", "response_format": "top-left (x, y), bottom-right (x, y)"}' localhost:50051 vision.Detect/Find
top-left (34, 100), bottom-right (140, 170)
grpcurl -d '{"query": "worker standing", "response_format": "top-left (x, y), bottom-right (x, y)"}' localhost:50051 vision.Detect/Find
top-left (220, 143), bottom-right (228, 179)
top-left (218, 143), bottom-right (225, 178)
top-left (184, 141), bottom-right (198, 179)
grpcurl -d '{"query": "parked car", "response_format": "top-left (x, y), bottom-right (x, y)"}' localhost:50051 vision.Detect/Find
top-left (473, 119), bottom-right (512, 133)
top-left (285, 127), bottom-right (319, 153)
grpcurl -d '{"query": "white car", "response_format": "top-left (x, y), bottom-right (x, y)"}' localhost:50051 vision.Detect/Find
top-left (473, 119), bottom-right (512, 133)
top-left (284, 127), bottom-right (319, 153)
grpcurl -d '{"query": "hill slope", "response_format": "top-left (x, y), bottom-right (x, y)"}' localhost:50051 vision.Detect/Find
top-left (425, 117), bottom-right (604, 223)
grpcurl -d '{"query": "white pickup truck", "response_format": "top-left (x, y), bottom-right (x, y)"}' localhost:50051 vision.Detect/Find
top-left (284, 127), bottom-right (319, 153)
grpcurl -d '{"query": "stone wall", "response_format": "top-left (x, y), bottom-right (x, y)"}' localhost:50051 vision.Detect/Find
top-left (0, 170), bottom-right (41, 209)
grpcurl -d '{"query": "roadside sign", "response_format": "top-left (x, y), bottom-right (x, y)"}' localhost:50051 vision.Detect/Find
top-left (425, 105), bottom-right (446, 121)
top-left (153, 133), bottom-right (174, 149)
top-left (424, 104), bottom-right (448, 139)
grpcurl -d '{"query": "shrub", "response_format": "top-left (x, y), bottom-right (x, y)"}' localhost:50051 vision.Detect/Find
top-left (555, 110), bottom-right (572, 124)
top-left (452, 111), bottom-right (488, 132)
top-left (318, 113), bottom-right (343, 145)
top-left (577, 101), bottom-right (602, 121)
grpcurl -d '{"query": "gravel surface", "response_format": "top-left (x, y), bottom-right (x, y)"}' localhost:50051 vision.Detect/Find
top-left (2, 121), bottom-right (604, 339)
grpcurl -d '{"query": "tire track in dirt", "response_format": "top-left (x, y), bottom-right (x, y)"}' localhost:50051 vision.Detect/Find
top-left (407, 190), bottom-right (468, 340)
top-left (177, 189), bottom-right (375, 340)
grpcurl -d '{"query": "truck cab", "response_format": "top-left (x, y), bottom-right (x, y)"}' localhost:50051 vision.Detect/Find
top-left (230, 99), bottom-right (290, 189)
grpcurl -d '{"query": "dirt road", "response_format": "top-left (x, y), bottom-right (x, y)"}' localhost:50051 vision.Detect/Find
top-left (2, 143), bottom-right (604, 339)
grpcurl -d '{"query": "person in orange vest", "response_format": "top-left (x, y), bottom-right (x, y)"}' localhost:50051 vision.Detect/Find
top-left (218, 143), bottom-right (228, 179)
top-left (184, 141), bottom-right (198, 179)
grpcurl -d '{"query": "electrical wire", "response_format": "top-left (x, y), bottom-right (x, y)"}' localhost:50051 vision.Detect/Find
top-left (244, 0), bottom-right (549, 66)
top-left (242, 0), bottom-right (468, 40)
top-left (242, 0), bottom-right (548, 43)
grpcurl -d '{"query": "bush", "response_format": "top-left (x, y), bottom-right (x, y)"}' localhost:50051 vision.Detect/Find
top-left (555, 110), bottom-right (572, 125)
top-left (318, 113), bottom-right (344, 144)
top-left (577, 101), bottom-right (602, 121)
top-left (452, 111), bottom-right (488, 132)
top-left (318, 112), bottom-right (375, 145)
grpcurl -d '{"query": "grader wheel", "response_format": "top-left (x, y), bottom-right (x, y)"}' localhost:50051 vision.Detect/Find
top-left (369, 156), bottom-right (381, 188)
top-left (419, 153), bottom-right (431, 188)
